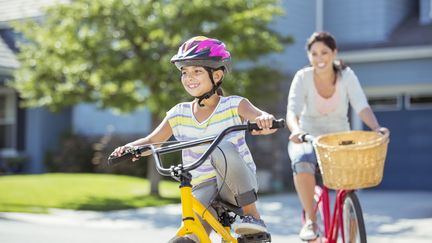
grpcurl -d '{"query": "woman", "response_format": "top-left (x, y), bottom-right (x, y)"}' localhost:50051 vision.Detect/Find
top-left (286, 31), bottom-right (389, 241)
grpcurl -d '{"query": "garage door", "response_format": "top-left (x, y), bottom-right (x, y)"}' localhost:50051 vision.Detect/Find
top-left (369, 94), bottom-right (432, 190)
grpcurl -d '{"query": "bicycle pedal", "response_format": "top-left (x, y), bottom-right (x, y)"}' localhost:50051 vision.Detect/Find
top-left (307, 235), bottom-right (323, 243)
top-left (237, 232), bottom-right (271, 243)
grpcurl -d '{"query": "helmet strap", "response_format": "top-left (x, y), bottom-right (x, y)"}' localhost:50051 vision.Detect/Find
top-left (195, 67), bottom-right (222, 107)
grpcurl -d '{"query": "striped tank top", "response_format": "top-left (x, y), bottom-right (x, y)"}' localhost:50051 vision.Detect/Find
top-left (166, 95), bottom-right (256, 185)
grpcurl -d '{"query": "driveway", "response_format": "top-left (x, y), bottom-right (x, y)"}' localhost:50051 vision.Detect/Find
top-left (0, 190), bottom-right (431, 243)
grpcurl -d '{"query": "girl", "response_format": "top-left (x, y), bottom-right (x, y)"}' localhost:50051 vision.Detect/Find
top-left (111, 36), bottom-right (277, 242)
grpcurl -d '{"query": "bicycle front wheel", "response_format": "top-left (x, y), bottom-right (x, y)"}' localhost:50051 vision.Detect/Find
top-left (342, 191), bottom-right (367, 243)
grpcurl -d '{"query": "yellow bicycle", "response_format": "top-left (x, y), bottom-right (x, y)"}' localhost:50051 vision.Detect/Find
top-left (108, 119), bottom-right (285, 243)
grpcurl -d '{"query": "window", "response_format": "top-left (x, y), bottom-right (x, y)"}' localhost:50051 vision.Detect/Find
top-left (406, 94), bottom-right (432, 110)
top-left (0, 89), bottom-right (16, 152)
top-left (368, 95), bottom-right (402, 111)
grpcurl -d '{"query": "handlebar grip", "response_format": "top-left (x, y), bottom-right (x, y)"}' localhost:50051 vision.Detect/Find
top-left (107, 153), bottom-right (134, 166)
top-left (248, 118), bottom-right (286, 131)
top-left (107, 146), bottom-right (151, 166)
top-left (299, 133), bottom-right (314, 143)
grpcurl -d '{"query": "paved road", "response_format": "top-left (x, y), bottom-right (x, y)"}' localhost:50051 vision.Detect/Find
top-left (1, 190), bottom-right (431, 243)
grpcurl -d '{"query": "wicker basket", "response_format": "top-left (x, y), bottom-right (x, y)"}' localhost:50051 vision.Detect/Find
top-left (314, 131), bottom-right (389, 190)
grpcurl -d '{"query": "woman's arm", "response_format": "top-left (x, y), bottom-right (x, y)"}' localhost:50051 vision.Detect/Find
top-left (358, 107), bottom-right (380, 130)
top-left (287, 71), bottom-right (306, 143)
top-left (287, 110), bottom-right (304, 143)
top-left (358, 107), bottom-right (390, 134)
top-left (238, 98), bottom-right (276, 135)
top-left (345, 69), bottom-right (390, 135)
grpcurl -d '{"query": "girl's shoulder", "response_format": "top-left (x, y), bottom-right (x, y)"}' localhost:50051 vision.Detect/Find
top-left (222, 95), bottom-right (245, 102)
top-left (219, 95), bottom-right (245, 108)
top-left (167, 101), bottom-right (192, 116)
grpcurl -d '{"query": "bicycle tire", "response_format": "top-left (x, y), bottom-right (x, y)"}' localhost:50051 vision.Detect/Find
top-left (341, 191), bottom-right (367, 243)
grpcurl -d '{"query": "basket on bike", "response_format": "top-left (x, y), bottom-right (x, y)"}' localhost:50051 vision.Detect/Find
top-left (314, 131), bottom-right (389, 190)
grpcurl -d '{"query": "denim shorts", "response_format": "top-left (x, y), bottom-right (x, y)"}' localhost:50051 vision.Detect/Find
top-left (287, 141), bottom-right (318, 175)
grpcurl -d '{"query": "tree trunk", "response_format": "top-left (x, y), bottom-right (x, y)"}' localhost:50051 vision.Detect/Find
top-left (147, 115), bottom-right (161, 196)
top-left (147, 156), bottom-right (161, 196)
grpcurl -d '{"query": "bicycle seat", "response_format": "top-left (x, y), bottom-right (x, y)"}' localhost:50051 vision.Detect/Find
top-left (211, 198), bottom-right (244, 216)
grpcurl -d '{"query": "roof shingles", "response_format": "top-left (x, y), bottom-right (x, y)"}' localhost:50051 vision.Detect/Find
top-left (0, 0), bottom-right (69, 23)
top-left (0, 35), bottom-right (19, 69)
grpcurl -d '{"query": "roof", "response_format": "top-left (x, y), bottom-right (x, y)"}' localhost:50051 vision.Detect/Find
top-left (0, 0), bottom-right (69, 25)
top-left (0, 34), bottom-right (19, 70)
top-left (0, 0), bottom-right (71, 71)
top-left (339, 15), bottom-right (432, 51)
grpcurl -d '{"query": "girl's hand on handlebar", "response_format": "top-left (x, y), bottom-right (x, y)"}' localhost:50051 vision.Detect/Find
top-left (251, 114), bottom-right (277, 135)
top-left (111, 145), bottom-right (141, 161)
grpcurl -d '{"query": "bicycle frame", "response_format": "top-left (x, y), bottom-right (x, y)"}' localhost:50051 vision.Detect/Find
top-left (108, 119), bottom-right (285, 243)
top-left (313, 185), bottom-right (352, 243)
top-left (175, 174), bottom-right (238, 243)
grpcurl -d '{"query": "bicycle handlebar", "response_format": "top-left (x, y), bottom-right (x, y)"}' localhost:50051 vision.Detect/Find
top-left (108, 119), bottom-right (286, 177)
top-left (299, 133), bottom-right (315, 143)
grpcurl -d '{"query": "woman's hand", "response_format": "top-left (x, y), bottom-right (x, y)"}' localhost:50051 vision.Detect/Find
top-left (289, 129), bottom-right (305, 143)
top-left (251, 113), bottom-right (277, 135)
top-left (375, 127), bottom-right (390, 136)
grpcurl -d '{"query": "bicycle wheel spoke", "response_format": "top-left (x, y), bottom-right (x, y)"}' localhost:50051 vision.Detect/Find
top-left (342, 192), bottom-right (367, 243)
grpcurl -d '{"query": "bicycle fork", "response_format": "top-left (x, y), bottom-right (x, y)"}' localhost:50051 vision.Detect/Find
top-left (175, 179), bottom-right (237, 243)
top-left (321, 189), bottom-right (350, 243)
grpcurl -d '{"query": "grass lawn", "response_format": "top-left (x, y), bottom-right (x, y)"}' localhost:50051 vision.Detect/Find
top-left (0, 173), bottom-right (180, 213)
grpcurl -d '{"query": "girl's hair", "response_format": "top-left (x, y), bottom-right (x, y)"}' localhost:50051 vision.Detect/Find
top-left (216, 88), bottom-right (224, 96)
top-left (204, 66), bottom-right (224, 96)
top-left (306, 31), bottom-right (347, 76)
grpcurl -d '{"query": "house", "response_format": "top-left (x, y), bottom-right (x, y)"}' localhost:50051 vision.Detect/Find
top-left (0, 0), bottom-right (151, 174)
top-left (1, 0), bottom-right (431, 190)
top-left (271, 0), bottom-right (432, 190)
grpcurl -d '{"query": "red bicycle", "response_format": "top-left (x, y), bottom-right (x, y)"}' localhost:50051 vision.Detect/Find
top-left (300, 131), bottom-right (389, 243)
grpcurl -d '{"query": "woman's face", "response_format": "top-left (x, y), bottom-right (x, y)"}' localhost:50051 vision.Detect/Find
top-left (307, 41), bottom-right (337, 72)
top-left (180, 66), bottom-right (213, 97)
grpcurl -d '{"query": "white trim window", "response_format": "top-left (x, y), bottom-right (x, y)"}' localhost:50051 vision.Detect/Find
top-left (0, 88), bottom-right (16, 154)
top-left (368, 95), bottom-right (403, 111)
top-left (406, 93), bottom-right (432, 110)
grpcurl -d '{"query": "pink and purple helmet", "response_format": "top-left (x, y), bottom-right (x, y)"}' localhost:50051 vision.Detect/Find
top-left (171, 36), bottom-right (232, 72)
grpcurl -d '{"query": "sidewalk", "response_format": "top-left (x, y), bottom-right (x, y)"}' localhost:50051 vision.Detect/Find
top-left (1, 190), bottom-right (431, 242)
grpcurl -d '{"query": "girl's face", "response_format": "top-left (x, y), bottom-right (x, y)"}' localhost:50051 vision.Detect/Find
top-left (308, 41), bottom-right (337, 72)
top-left (181, 66), bottom-right (213, 97)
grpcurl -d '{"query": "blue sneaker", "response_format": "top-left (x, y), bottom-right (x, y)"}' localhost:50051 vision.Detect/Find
top-left (234, 215), bottom-right (268, 235)
top-left (168, 235), bottom-right (197, 243)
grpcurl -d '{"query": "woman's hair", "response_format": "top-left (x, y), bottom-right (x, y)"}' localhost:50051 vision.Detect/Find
top-left (306, 31), bottom-right (347, 76)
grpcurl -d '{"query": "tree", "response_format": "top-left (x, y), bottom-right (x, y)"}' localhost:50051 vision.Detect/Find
top-left (12, 0), bottom-right (291, 195)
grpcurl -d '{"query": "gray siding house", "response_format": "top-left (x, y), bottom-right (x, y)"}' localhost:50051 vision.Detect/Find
top-left (1, 0), bottom-right (431, 190)
top-left (273, 0), bottom-right (432, 190)
top-left (0, 0), bottom-right (151, 174)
